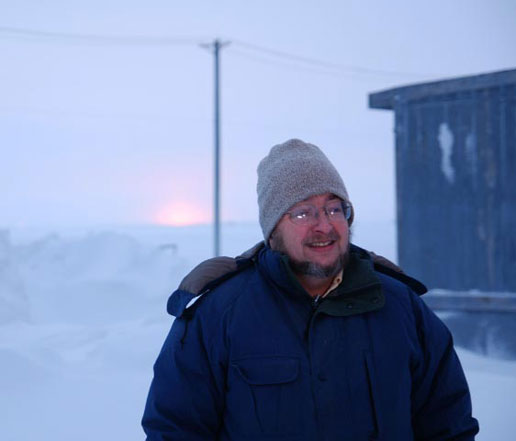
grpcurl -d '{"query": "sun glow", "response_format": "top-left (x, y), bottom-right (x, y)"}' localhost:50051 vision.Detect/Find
top-left (154, 201), bottom-right (207, 226)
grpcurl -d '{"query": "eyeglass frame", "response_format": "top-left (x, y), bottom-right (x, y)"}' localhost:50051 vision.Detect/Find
top-left (285, 200), bottom-right (352, 226)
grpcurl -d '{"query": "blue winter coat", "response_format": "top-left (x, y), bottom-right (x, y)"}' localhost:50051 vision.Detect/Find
top-left (142, 245), bottom-right (479, 440)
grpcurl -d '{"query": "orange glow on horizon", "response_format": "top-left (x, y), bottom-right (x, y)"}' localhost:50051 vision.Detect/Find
top-left (154, 201), bottom-right (208, 226)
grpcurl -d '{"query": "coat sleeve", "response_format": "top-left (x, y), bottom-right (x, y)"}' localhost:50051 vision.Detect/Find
top-left (141, 312), bottom-right (227, 441)
top-left (410, 292), bottom-right (479, 441)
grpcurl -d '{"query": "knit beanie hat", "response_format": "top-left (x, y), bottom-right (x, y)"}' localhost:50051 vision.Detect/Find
top-left (257, 138), bottom-right (354, 241)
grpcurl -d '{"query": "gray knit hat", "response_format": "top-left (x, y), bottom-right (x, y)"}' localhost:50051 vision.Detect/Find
top-left (257, 138), bottom-right (353, 241)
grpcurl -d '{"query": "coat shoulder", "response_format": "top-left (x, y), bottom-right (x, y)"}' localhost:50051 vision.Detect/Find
top-left (167, 261), bottom-right (257, 319)
top-left (377, 270), bottom-right (412, 295)
top-left (375, 270), bottom-right (422, 315)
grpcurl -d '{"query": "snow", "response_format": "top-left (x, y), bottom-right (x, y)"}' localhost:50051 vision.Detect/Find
top-left (1, 223), bottom-right (514, 440)
top-left (438, 122), bottom-right (455, 184)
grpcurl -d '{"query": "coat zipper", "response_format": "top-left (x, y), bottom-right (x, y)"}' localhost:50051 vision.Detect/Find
top-left (312, 295), bottom-right (321, 310)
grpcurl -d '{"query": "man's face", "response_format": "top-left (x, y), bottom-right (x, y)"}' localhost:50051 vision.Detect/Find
top-left (269, 193), bottom-right (351, 278)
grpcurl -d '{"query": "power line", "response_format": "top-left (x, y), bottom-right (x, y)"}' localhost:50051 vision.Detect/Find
top-left (0, 25), bottom-right (435, 79)
top-left (232, 39), bottom-right (433, 78)
top-left (0, 26), bottom-right (204, 46)
top-left (229, 48), bottom-right (390, 81)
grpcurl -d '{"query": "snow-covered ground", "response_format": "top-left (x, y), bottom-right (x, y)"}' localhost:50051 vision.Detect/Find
top-left (0, 223), bottom-right (514, 440)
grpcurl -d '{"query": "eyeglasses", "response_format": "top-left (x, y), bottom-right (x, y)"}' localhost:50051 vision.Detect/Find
top-left (286, 200), bottom-right (352, 226)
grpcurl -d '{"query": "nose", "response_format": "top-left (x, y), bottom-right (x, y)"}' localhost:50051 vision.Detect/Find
top-left (312, 209), bottom-right (334, 233)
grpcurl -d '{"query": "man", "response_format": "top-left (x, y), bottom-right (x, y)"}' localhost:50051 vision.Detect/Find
top-left (142, 139), bottom-right (479, 440)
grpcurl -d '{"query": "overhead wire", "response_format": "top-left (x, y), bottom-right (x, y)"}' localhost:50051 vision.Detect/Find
top-left (0, 23), bottom-right (441, 135)
top-left (229, 48), bottom-right (401, 81)
top-left (231, 39), bottom-right (432, 79)
top-left (0, 25), bottom-right (435, 79)
top-left (0, 26), bottom-right (205, 46)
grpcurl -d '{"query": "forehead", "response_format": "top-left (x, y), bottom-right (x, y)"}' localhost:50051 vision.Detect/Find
top-left (291, 192), bottom-right (340, 208)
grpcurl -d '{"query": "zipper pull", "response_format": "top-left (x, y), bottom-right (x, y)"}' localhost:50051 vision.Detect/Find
top-left (312, 295), bottom-right (321, 309)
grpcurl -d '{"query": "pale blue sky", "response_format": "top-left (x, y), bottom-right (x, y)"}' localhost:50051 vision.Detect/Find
top-left (1, 0), bottom-right (515, 228)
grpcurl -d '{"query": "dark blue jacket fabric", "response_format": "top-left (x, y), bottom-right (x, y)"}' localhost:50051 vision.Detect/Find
top-left (142, 246), bottom-right (479, 441)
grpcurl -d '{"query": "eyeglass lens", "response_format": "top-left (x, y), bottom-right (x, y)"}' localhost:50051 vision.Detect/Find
top-left (289, 202), bottom-right (350, 225)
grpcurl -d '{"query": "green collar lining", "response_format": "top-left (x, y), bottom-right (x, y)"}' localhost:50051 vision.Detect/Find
top-left (281, 249), bottom-right (385, 317)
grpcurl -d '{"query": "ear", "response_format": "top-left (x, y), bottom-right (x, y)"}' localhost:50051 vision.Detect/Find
top-left (268, 229), bottom-right (277, 249)
top-left (347, 202), bottom-right (355, 226)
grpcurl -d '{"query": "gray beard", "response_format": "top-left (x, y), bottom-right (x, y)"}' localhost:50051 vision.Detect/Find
top-left (289, 251), bottom-right (349, 278)
top-left (271, 234), bottom-right (351, 279)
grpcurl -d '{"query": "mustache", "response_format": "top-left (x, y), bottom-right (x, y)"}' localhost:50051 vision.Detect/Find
top-left (303, 231), bottom-right (340, 244)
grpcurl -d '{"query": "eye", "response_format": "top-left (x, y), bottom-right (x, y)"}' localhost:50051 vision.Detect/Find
top-left (327, 204), bottom-right (343, 216)
top-left (291, 207), bottom-right (312, 220)
top-left (293, 210), bottom-right (309, 219)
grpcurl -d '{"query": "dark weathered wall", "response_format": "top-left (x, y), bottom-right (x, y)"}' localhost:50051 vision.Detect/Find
top-left (370, 71), bottom-right (516, 291)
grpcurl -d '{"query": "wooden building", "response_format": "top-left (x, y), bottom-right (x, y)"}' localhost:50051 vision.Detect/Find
top-left (369, 69), bottom-right (516, 292)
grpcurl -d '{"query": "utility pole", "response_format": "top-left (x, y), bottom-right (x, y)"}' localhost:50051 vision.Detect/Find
top-left (201, 39), bottom-right (230, 256)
